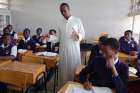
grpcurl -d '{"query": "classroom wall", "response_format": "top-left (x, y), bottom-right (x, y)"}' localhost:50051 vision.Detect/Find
top-left (10, 0), bottom-right (134, 43)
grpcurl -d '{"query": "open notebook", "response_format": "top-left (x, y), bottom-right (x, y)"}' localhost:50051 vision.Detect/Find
top-left (65, 84), bottom-right (112, 93)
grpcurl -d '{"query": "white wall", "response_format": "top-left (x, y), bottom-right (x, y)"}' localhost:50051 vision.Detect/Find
top-left (10, 0), bottom-right (132, 43)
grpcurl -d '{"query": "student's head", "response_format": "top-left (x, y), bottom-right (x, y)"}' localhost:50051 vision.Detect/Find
top-left (23, 28), bottom-right (30, 39)
top-left (7, 24), bottom-right (13, 32)
top-left (103, 38), bottom-right (119, 59)
top-left (124, 30), bottom-right (133, 41)
top-left (36, 28), bottom-right (42, 36)
top-left (49, 29), bottom-right (56, 35)
top-left (99, 36), bottom-right (108, 47)
top-left (2, 35), bottom-right (11, 45)
top-left (60, 3), bottom-right (71, 19)
top-left (3, 27), bottom-right (10, 35)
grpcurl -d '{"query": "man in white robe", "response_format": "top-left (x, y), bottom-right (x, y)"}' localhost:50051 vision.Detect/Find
top-left (58, 3), bottom-right (85, 85)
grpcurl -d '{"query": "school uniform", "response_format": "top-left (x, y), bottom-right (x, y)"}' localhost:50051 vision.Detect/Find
top-left (47, 35), bottom-right (59, 53)
top-left (80, 56), bottom-right (128, 93)
top-left (18, 37), bottom-right (36, 51)
top-left (0, 43), bottom-right (17, 57)
top-left (10, 31), bottom-right (18, 40)
top-left (119, 36), bottom-right (138, 54)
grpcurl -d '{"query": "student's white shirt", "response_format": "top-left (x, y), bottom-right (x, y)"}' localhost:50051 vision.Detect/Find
top-left (1, 44), bottom-right (17, 57)
top-left (23, 37), bottom-right (31, 42)
top-left (10, 31), bottom-right (18, 40)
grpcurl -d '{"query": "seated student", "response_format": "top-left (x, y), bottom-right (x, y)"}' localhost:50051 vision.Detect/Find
top-left (7, 24), bottom-right (18, 40)
top-left (32, 27), bottom-right (47, 46)
top-left (18, 28), bottom-right (36, 50)
top-left (2, 27), bottom-right (16, 45)
top-left (119, 30), bottom-right (137, 56)
top-left (47, 29), bottom-right (59, 53)
top-left (80, 38), bottom-right (128, 93)
top-left (0, 35), bottom-right (17, 60)
top-left (88, 36), bottom-right (108, 63)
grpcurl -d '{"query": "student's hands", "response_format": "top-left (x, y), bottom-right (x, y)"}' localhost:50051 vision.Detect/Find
top-left (83, 81), bottom-right (92, 90)
top-left (129, 51), bottom-right (137, 56)
top-left (106, 57), bottom-right (118, 77)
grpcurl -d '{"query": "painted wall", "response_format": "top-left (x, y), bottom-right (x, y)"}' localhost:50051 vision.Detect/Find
top-left (10, 0), bottom-right (133, 42)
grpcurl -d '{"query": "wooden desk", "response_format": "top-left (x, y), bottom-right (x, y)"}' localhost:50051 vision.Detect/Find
top-left (0, 61), bottom-right (46, 84)
top-left (58, 81), bottom-right (115, 93)
top-left (118, 52), bottom-right (136, 62)
top-left (0, 60), bottom-right (11, 67)
top-left (22, 51), bottom-right (61, 68)
top-left (118, 52), bottom-right (137, 67)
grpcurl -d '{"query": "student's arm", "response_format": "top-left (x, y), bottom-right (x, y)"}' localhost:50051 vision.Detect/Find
top-left (113, 63), bottom-right (128, 93)
top-left (79, 59), bottom-right (95, 83)
top-left (108, 58), bottom-right (128, 93)
top-left (134, 41), bottom-right (138, 51)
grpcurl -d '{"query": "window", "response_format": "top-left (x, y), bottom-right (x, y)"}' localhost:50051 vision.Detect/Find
top-left (0, 0), bottom-right (9, 9)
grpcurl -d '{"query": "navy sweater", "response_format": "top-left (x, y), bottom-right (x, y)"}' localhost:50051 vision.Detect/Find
top-left (119, 36), bottom-right (137, 54)
top-left (80, 56), bottom-right (128, 93)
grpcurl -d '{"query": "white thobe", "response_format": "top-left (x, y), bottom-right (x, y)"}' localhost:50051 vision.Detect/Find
top-left (58, 16), bottom-right (85, 85)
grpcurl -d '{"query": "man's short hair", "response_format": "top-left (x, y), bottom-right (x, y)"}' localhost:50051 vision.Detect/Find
top-left (125, 30), bottom-right (133, 35)
top-left (60, 3), bottom-right (70, 9)
top-left (104, 38), bottom-right (120, 51)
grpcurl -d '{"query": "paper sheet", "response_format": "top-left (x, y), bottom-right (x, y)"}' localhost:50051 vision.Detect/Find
top-left (35, 51), bottom-right (57, 56)
top-left (65, 84), bottom-right (112, 93)
top-left (18, 49), bottom-right (27, 53)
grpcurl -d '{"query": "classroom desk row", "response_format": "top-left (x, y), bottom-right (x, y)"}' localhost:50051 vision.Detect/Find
top-left (0, 51), bottom-right (61, 93)
top-left (17, 50), bottom-right (61, 68)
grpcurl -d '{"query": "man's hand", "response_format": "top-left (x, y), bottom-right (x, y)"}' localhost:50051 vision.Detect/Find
top-left (83, 81), bottom-right (92, 90)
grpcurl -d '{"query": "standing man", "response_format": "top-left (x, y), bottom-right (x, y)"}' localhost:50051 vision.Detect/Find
top-left (59, 3), bottom-right (85, 85)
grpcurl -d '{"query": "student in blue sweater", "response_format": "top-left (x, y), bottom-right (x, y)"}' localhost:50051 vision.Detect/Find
top-left (18, 28), bottom-right (36, 51)
top-left (119, 30), bottom-right (137, 56)
top-left (80, 38), bottom-right (128, 93)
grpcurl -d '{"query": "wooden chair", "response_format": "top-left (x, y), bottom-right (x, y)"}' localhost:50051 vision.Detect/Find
top-left (0, 70), bottom-right (28, 93)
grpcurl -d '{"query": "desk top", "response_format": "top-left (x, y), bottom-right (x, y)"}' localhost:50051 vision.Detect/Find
top-left (118, 52), bottom-right (137, 62)
top-left (0, 61), bottom-right (46, 84)
top-left (23, 51), bottom-right (61, 68)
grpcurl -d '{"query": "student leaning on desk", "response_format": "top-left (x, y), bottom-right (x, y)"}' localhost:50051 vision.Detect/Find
top-left (79, 38), bottom-right (128, 93)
